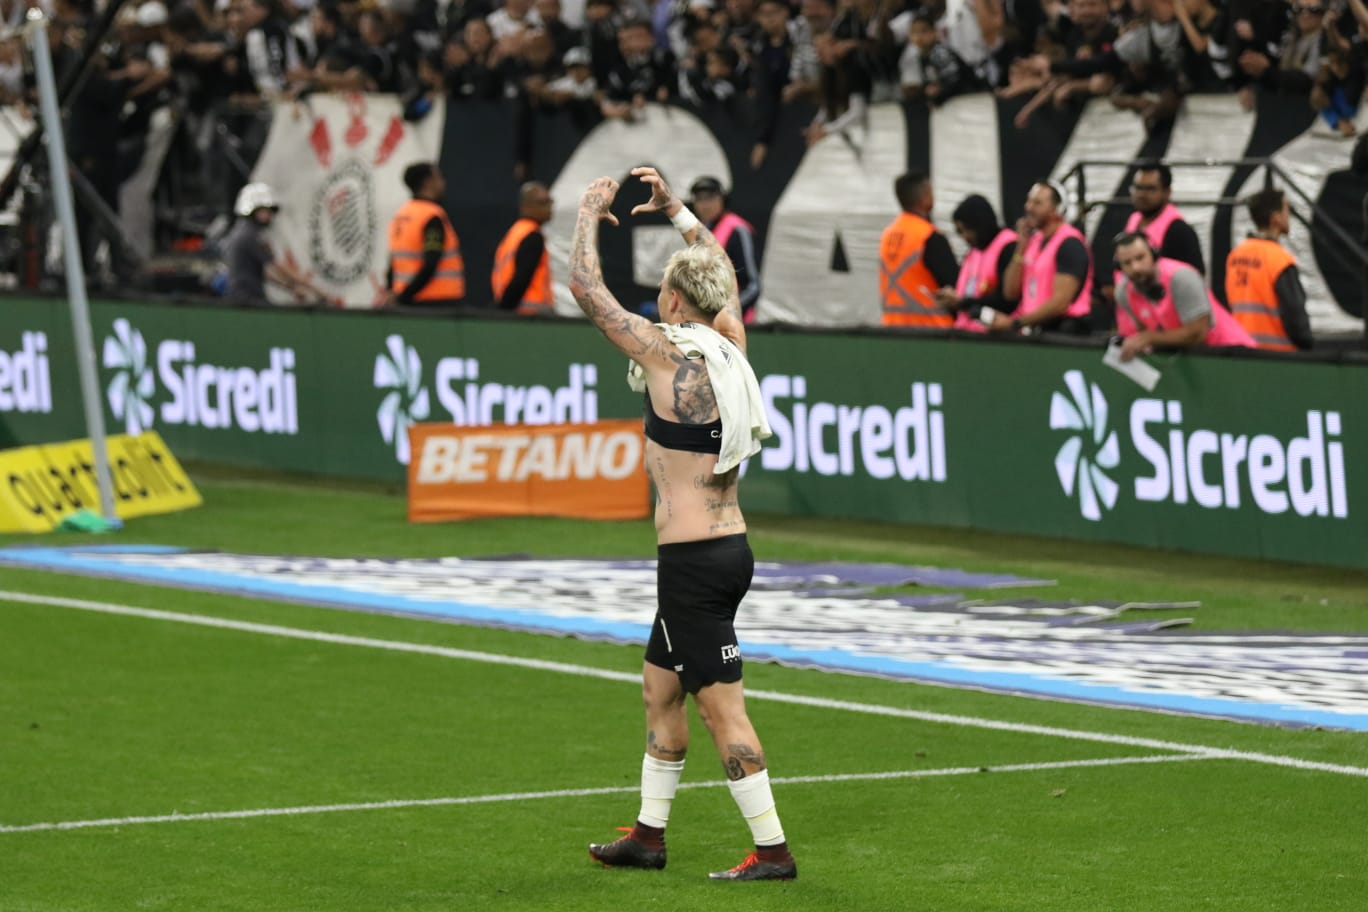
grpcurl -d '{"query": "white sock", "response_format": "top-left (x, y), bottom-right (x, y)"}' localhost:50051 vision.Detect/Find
top-left (638, 754), bottom-right (685, 828)
top-left (726, 768), bottom-right (786, 847)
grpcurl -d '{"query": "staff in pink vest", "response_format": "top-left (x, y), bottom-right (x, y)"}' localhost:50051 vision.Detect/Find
top-left (1000, 180), bottom-right (1093, 335)
top-left (1112, 231), bottom-right (1255, 361)
top-left (690, 176), bottom-right (762, 322)
top-left (933, 195), bottom-right (1019, 333)
top-left (1123, 162), bottom-right (1205, 274)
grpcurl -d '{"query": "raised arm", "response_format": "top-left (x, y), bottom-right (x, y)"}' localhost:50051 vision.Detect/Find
top-left (568, 176), bottom-right (675, 364)
top-left (629, 166), bottom-right (747, 352)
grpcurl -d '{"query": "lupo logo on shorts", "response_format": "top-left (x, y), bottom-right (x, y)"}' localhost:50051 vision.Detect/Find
top-left (721, 644), bottom-right (741, 663)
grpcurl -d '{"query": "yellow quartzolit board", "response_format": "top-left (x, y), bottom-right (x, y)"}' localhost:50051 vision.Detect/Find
top-left (0, 431), bottom-right (202, 533)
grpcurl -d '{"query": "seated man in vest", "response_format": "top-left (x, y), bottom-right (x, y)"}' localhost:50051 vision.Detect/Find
top-left (933, 194), bottom-right (1018, 333)
top-left (1224, 188), bottom-right (1313, 352)
top-left (999, 180), bottom-right (1092, 335)
top-left (492, 181), bottom-right (555, 315)
top-left (879, 172), bottom-right (960, 328)
top-left (689, 177), bottom-right (762, 321)
top-left (1113, 231), bottom-right (1254, 361)
top-left (385, 162), bottom-right (466, 307)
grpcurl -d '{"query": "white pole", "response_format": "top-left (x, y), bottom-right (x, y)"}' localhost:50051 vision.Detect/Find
top-left (26, 9), bottom-right (117, 521)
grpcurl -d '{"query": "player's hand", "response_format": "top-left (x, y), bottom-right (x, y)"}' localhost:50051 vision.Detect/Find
top-left (579, 177), bottom-right (620, 226)
top-left (629, 166), bottom-right (678, 217)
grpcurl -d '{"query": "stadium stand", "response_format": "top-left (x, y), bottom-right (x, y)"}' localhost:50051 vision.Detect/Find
top-left (0, 0), bottom-right (1364, 344)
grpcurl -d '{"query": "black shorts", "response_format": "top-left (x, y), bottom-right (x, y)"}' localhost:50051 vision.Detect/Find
top-left (644, 534), bottom-right (753, 694)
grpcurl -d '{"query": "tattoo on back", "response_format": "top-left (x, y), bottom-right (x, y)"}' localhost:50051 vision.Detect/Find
top-left (669, 353), bottom-right (717, 423)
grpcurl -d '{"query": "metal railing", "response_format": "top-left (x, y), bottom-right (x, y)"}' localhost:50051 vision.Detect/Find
top-left (1057, 157), bottom-right (1368, 311)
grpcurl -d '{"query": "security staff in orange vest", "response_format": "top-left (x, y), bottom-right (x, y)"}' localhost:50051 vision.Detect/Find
top-left (1224, 188), bottom-right (1312, 352)
top-left (491, 182), bottom-right (555, 315)
top-left (878, 172), bottom-right (959, 328)
top-left (385, 161), bottom-right (466, 307)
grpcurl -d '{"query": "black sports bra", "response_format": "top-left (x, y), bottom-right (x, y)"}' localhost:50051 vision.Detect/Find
top-left (643, 391), bottom-right (722, 454)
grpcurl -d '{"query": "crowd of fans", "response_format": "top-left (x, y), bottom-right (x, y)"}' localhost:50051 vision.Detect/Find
top-left (2, 0), bottom-right (1364, 288)
top-left (18, 0), bottom-right (1368, 185)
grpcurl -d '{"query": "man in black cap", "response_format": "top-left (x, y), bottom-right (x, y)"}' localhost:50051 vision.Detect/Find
top-left (689, 177), bottom-right (762, 321)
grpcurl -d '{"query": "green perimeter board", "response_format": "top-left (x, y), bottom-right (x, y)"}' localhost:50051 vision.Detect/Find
top-left (1, 297), bottom-right (1364, 567)
top-left (312, 313), bottom-right (640, 477)
top-left (0, 299), bottom-right (76, 449)
top-left (743, 333), bottom-right (1366, 567)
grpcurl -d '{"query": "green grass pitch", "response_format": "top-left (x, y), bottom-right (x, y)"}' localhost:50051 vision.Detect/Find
top-left (2, 468), bottom-right (1366, 911)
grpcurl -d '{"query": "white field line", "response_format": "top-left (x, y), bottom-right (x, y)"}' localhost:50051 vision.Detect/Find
top-left (0, 754), bottom-right (1204, 834)
top-left (4, 589), bottom-right (1367, 781)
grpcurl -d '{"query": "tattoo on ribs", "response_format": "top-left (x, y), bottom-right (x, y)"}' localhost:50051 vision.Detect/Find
top-left (693, 468), bottom-right (737, 490)
top-left (653, 457), bottom-right (672, 516)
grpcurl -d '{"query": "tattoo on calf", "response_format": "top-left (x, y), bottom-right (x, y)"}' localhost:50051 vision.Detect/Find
top-left (724, 743), bottom-right (767, 779)
top-left (647, 730), bottom-right (687, 761)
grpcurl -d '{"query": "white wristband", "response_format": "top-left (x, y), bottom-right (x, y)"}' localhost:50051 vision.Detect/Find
top-left (670, 206), bottom-right (700, 233)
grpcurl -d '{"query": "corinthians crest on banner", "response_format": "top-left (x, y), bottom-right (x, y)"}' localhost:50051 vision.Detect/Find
top-left (249, 93), bottom-right (446, 308)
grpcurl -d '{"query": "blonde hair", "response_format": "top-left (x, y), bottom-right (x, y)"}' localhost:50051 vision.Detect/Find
top-left (662, 244), bottom-right (732, 314)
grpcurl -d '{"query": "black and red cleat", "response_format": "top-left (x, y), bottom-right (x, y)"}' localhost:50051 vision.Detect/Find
top-left (708, 849), bottom-right (798, 881)
top-left (589, 826), bottom-right (667, 870)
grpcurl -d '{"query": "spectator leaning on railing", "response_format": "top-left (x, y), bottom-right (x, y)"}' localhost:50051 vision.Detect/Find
top-left (747, 0), bottom-right (796, 169)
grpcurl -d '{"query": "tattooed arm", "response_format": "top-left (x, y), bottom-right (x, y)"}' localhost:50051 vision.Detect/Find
top-left (630, 166), bottom-right (747, 354)
top-left (568, 176), bottom-right (675, 365)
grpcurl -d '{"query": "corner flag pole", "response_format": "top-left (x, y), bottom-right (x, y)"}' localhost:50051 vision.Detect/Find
top-left (26, 9), bottom-right (117, 521)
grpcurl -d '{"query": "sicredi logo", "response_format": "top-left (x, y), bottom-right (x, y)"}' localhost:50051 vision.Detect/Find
top-left (1049, 369), bottom-right (1349, 521)
top-left (760, 375), bottom-right (947, 481)
top-left (0, 331), bottom-right (52, 414)
top-left (101, 318), bottom-right (299, 436)
top-left (1049, 371), bottom-right (1121, 521)
top-left (374, 334), bottom-right (600, 464)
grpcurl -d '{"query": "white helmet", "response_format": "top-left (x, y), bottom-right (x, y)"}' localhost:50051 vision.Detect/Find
top-left (235, 182), bottom-right (279, 217)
